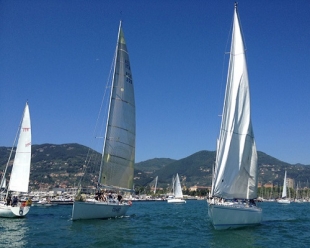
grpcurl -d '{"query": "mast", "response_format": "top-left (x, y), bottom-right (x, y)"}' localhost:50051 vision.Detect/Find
top-left (98, 21), bottom-right (123, 187)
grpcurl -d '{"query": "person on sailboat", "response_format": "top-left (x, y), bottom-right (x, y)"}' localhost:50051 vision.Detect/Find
top-left (249, 199), bottom-right (256, 206)
top-left (6, 194), bottom-right (11, 206)
top-left (100, 192), bottom-right (106, 202)
top-left (12, 196), bottom-right (18, 207)
top-left (117, 194), bottom-right (122, 204)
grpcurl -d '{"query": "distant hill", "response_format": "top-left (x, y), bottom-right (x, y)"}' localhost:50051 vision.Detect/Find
top-left (1, 143), bottom-right (309, 190)
top-left (135, 158), bottom-right (176, 172)
top-left (0, 143), bottom-right (99, 190)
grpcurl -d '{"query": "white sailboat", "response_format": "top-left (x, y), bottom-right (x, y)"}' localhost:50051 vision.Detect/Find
top-left (277, 170), bottom-right (290, 204)
top-left (208, 4), bottom-right (262, 229)
top-left (72, 21), bottom-right (135, 220)
top-left (0, 102), bottom-right (32, 218)
top-left (167, 174), bottom-right (186, 203)
top-left (153, 176), bottom-right (158, 194)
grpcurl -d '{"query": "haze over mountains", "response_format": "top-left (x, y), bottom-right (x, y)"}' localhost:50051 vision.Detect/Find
top-left (0, 143), bottom-right (309, 190)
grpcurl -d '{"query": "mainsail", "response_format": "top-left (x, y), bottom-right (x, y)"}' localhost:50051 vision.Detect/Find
top-left (99, 22), bottom-right (135, 191)
top-left (212, 6), bottom-right (258, 200)
top-left (8, 103), bottom-right (32, 193)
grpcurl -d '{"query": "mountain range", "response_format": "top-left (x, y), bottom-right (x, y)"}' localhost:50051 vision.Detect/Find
top-left (0, 143), bottom-right (309, 190)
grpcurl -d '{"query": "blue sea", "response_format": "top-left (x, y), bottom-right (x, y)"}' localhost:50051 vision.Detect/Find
top-left (0, 200), bottom-right (309, 247)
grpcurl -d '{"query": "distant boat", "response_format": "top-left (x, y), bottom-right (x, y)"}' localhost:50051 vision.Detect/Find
top-left (72, 21), bottom-right (135, 220)
top-left (277, 170), bottom-right (290, 204)
top-left (167, 174), bottom-right (186, 203)
top-left (0, 102), bottom-right (32, 218)
top-left (34, 198), bottom-right (56, 207)
top-left (294, 182), bottom-right (303, 203)
top-left (208, 3), bottom-right (262, 229)
top-left (153, 176), bottom-right (158, 194)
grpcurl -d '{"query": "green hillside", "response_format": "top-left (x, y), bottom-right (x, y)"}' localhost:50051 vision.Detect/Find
top-left (1, 143), bottom-right (310, 191)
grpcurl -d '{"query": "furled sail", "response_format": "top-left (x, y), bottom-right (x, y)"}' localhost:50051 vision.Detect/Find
top-left (212, 6), bottom-right (258, 200)
top-left (99, 22), bottom-right (135, 191)
top-left (9, 103), bottom-right (31, 193)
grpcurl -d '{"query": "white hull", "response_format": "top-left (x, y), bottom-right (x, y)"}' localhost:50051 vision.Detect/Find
top-left (208, 203), bottom-right (262, 230)
top-left (0, 203), bottom-right (30, 218)
top-left (72, 201), bottom-right (131, 220)
top-left (277, 199), bottom-right (290, 204)
top-left (167, 198), bottom-right (186, 204)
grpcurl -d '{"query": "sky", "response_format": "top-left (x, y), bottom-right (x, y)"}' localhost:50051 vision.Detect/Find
top-left (1, 0), bottom-right (310, 165)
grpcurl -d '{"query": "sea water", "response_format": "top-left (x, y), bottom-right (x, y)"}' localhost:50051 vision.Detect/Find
top-left (0, 201), bottom-right (309, 247)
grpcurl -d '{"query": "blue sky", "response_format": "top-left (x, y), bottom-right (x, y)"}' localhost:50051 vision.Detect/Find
top-left (1, 0), bottom-right (310, 164)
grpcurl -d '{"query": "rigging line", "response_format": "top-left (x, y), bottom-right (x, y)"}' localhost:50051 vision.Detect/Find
top-left (78, 40), bottom-right (117, 192)
top-left (95, 39), bottom-right (117, 138)
top-left (217, 14), bottom-right (234, 125)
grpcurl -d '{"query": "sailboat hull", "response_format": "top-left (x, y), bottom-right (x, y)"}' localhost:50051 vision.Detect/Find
top-left (72, 201), bottom-right (131, 220)
top-left (277, 199), bottom-right (290, 204)
top-left (208, 203), bottom-right (262, 230)
top-left (0, 203), bottom-right (30, 218)
top-left (167, 198), bottom-right (186, 203)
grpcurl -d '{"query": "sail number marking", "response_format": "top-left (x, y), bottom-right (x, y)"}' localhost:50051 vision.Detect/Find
top-left (112, 207), bottom-right (121, 212)
top-left (125, 71), bottom-right (132, 84)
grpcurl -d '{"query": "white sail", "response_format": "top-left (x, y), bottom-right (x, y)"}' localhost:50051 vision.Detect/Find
top-left (208, 4), bottom-right (261, 229)
top-left (174, 174), bottom-right (183, 198)
top-left (72, 21), bottom-right (135, 220)
top-left (0, 102), bottom-right (31, 218)
top-left (212, 4), bottom-right (258, 200)
top-left (8, 103), bottom-right (31, 193)
top-left (153, 176), bottom-right (158, 194)
top-left (282, 170), bottom-right (287, 198)
top-left (99, 22), bottom-right (135, 191)
top-left (167, 173), bottom-right (186, 203)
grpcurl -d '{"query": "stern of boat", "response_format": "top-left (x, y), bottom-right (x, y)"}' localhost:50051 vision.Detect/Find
top-left (10, 206), bottom-right (30, 217)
